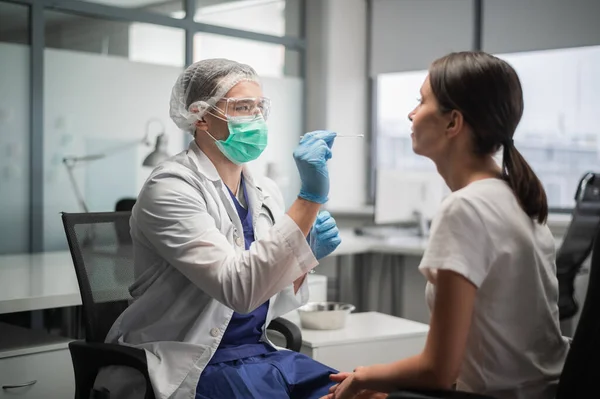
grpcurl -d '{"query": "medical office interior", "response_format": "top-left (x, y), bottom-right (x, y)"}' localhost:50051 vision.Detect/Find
top-left (0, 0), bottom-right (599, 397)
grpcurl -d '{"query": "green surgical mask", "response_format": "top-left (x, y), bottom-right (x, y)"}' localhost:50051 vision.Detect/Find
top-left (210, 116), bottom-right (268, 164)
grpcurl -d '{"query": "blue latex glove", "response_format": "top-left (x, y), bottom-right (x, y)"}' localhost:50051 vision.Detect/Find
top-left (293, 130), bottom-right (337, 204)
top-left (308, 211), bottom-right (342, 260)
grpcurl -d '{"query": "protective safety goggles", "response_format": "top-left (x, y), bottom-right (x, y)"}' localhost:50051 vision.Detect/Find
top-left (210, 97), bottom-right (271, 122)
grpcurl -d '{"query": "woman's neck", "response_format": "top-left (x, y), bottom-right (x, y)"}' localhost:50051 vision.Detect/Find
top-left (436, 153), bottom-right (502, 192)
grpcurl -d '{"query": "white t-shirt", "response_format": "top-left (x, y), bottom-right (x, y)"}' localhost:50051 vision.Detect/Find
top-left (419, 178), bottom-right (569, 399)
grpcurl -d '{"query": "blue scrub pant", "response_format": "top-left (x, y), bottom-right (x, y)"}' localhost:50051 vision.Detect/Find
top-left (195, 350), bottom-right (337, 399)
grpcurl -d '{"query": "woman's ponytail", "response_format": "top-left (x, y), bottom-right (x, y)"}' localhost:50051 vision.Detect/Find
top-left (502, 141), bottom-right (548, 224)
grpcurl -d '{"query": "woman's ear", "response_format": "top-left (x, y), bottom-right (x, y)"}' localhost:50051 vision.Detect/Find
top-left (446, 110), bottom-right (464, 138)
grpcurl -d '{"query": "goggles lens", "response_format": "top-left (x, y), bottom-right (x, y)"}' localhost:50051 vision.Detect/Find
top-left (212, 97), bottom-right (271, 122)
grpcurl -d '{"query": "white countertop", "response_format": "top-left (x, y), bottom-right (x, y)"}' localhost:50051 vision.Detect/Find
top-left (0, 229), bottom-right (563, 314)
top-left (334, 230), bottom-right (429, 256)
top-left (0, 251), bottom-right (81, 315)
top-left (282, 311), bottom-right (429, 347)
top-left (0, 232), bottom-right (429, 314)
top-left (334, 229), bottom-right (564, 257)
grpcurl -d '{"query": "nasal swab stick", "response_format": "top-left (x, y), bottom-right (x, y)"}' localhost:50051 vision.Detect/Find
top-left (300, 134), bottom-right (365, 139)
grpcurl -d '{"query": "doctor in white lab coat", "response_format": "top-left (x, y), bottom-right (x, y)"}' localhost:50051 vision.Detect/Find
top-left (97, 59), bottom-right (342, 399)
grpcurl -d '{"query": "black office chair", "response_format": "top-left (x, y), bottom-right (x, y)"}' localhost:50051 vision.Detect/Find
top-left (555, 223), bottom-right (600, 397)
top-left (556, 172), bottom-right (600, 321)
top-left (388, 390), bottom-right (495, 399)
top-left (113, 198), bottom-right (136, 245)
top-left (114, 198), bottom-right (137, 212)
top-left (61, 211), bottom-right (302, 399)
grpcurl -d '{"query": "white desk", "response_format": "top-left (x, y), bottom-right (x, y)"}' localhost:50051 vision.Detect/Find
top-left (0, 251), bottom-right (80, 315)
top-left (0, 323), bottom-right (74, 399)
top-left (334, 230), bottom-right (428, 257)
top-left (269, 311), bottom-right (429, 372)
top-left (0, 231), bottom-right (431, 315)
top-left (0, 231), bottom-right (564, 315)
top-left (0, 253), bottom-right (78, 399)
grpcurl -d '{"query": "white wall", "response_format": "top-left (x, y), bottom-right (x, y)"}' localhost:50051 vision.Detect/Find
top-left (305, 0), bottom-right (368, 211)
top-left (370, 0), bottom-right (474, 75)
top-left (482, 0), bottom-right (600, 54)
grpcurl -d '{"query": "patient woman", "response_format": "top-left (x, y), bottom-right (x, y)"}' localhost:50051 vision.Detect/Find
top-left (324, 51), bottom-right (570, 399)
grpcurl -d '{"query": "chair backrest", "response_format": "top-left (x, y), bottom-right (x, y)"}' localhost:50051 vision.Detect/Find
top-left (556, 224), bottom-right (600, 398)
top-left (557, 172), bottom-right (600, 320)
top-left (114, 198), bottom-right (137, 244)
top-left (115, 198), bottom-right (137, 212)
top-left (61, 211), bottom-right (135, 343)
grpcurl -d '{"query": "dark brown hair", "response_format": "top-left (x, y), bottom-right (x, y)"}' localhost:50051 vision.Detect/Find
top-left (428, 51), bottom-right (548, 224)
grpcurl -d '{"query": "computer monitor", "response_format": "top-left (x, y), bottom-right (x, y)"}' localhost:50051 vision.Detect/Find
top-left (374, 168), bottom-right (447, 225)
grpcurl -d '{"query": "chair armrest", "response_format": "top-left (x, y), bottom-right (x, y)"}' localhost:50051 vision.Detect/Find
top-left (69, 340), bottom-right (155, 399)
top-left (388, 389), bottom-right (496, 399)
top-left (267, 317), bottom-right (302, 352)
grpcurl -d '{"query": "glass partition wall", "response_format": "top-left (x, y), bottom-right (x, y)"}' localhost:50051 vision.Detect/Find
top-left (0, 0), bottom-right (306, 253)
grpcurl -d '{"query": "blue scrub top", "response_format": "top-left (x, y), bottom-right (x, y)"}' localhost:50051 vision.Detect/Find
top-left (209, 176), bottom-right (272, 364)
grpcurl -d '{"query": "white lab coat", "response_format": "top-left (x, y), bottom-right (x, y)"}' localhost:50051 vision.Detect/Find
top-left (95, 141), bottom-right (318, 399)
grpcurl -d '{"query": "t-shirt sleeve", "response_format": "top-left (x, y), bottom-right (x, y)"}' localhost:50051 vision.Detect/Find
top-left (419, 196), bottom-right (492, 288)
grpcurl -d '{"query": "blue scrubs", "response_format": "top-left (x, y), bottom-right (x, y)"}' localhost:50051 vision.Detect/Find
top-left (196, 177), bottom-right (337, 399)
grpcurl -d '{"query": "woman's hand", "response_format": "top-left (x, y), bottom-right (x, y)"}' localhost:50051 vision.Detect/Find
top-left (321, 368), bottom-right (389, 399)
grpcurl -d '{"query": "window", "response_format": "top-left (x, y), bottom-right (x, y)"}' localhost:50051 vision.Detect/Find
top-left (78, 0), bottom-right (184, 18)
top-left (497, 45), bottom-right (600, 209)
top-left (194, 32), bottom-right (301, 77)
top-left (45, 11), bottom-right (185, 67)
top-left (194, 0), bottom-right (302, 38)
top-left (0, 0), bottom-right (305, 253)
top-left (374, 45), bottom-right (600, 215)
top-left (0, 3), bottom-right (30, 254)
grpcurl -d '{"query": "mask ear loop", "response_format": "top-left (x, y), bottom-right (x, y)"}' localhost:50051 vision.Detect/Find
top-left (194, 103), bottom-right (228, 142)
top-left (202, 129), bottom-right (219, 142)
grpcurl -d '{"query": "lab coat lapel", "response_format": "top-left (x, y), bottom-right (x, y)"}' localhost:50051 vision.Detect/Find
top-left (216, 181), bottom-right (244, 249)
top-left (242, 166), bottom-right (265, 233)
top-left (242, 167), bottom-right (280, 323)
top-left (187, 141), bottom-right (244, 245)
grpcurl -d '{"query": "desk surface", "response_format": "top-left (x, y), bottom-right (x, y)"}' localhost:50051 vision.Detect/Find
top-left (0, 230), bottom-right (562, 314)
top-left (0, 231), bottom-right (427, 314)
top-left (282, 311), bottom-right (429, 347)
top-left (334, 230), bottom-right (429, 256)
top-left (0, 251), bottom-right (81, 315)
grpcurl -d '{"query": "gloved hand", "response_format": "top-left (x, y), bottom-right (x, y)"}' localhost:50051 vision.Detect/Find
top-left (309, 211), bottom-right (342, 260)
top-left (294, 130), bottom-right (337, 204)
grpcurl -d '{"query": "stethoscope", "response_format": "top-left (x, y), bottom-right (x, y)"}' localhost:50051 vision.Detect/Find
top-left (230, 203), bottom-right (275, 247)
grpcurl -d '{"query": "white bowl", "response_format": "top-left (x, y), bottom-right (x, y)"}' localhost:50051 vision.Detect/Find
top-left (297, 302), bottom-right (356, 330)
